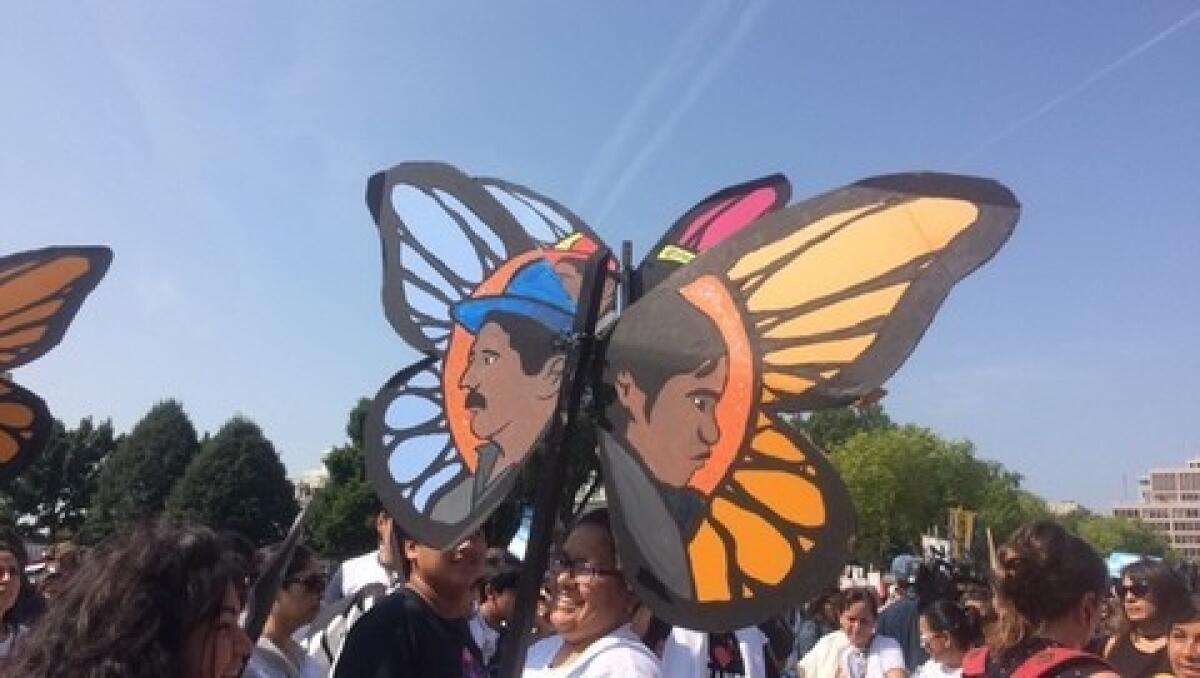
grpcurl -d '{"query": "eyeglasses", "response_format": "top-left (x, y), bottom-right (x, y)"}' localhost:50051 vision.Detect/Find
top-left (284, 573), bottom-right (328, 593)
top-left (547, 553), bottom-right (620, 584)
top-left (1116, 581), bottom-right (1150, 599)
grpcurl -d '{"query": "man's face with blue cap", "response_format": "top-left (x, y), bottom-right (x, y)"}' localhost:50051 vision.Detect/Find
top-left (450, 259), bottom-right (574, 479)
top-left (458, 312), bottom-right (564, 476)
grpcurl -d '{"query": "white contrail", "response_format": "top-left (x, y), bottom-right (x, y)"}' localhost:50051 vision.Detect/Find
top-left (959, 6), bottom-right (1200, 163)
top-left (576, 0), bottom-right (728, 211)
top-left (595, 0), bottom-right (770, 222)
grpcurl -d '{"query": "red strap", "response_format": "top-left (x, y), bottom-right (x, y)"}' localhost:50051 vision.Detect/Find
top-left (962, 647), bottom-right (988, 676)
top-left (961, 645), bottom-right (1114, 678)
top-left (1011, 647), bottom-right (1114, 678)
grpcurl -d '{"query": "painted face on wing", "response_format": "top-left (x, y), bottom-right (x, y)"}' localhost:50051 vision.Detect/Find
top-left (448, 258), bottom-right (575, 479)
top-left (608, 289), bottom-right (731, 489)
top-left (458, 316), bottom-right (563, 470)
top-left (617, 355), bottom-right (728, 488)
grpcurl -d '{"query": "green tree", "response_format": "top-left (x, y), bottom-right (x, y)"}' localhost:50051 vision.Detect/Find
top-left (4, 417), bottom-right (117, 540)
top-left (977, 475), bottom-right (1049, 544)
top-left (168, 417), bottom-right (298, 546)
top-left (306, 399), bottom-right (380, 560)
top-left (83, 400), bottom-right (199, 542)
top-left (832, 425), bottom-right (1043, 565)
top-left (794, 403), bottom-right (892, 451)
top-left (1067, 514), bottom-right (1172, 558)
top-left (482, 419), bottom-right (602, 548)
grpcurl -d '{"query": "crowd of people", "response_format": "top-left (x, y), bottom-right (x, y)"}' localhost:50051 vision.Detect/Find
top-left (3, 513), bottom-right (1200, 676)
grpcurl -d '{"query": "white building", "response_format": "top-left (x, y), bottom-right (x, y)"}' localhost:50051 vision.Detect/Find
top-left (1113, 458), bottom-right (1200, 559)
top-left (291, 465), bottom-right (329, 507)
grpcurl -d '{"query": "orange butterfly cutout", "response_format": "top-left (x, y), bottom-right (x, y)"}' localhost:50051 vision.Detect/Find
top-left (0, 247), bottom-right (112, 483)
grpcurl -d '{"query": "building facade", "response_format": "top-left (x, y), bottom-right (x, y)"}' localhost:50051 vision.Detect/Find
top-left (1113, 458), bottom-right (1200, 559)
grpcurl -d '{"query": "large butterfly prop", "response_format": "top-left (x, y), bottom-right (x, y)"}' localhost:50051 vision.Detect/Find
top-left (363, 162), bottom-right (1018, 630)
top-left (0, 247), bottom-right (112, 483)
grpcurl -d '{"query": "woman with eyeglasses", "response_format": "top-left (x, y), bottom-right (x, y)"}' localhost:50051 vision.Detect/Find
top-left (523, 508), bottom-right (662, 677)
top-left (914, 600), bottom-right (981, 677)
top-left (244, 543), bottom-right (326, 678)
top-left (1099, 558), bottom-right (1188, 677)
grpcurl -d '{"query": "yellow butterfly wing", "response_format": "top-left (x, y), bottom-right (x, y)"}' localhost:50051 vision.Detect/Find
top-left (0, 246), bottom-right (112, 481)
top-left (728, 173), bottom-right (1018, 409)
top-left (601, 173), bottom-right (1017, 630)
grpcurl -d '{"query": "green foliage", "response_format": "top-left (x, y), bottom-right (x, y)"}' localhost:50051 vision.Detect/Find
top-left (831, 425), bottom-right (1043, 565)
top-left (3, 417), bottom-right (116, 541)
top-left (483, 419), bottom-right (602, 548)
top-left (82, 400), bottom-right (199, 542)
top-left (306, 399), bottom-right (381, 560)
top-left (167, 417), bottom-right (298, 546)
top-left (1059, 512), bottom-right (1172, 558)
top-left (796, 403), bottom-right (893, 451)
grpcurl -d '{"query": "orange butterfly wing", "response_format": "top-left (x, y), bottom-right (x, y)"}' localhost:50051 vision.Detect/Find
top-left (0, 379), bottom-right (51, 482)
top-left (0, 246), bottom-right (112, 481)
top-left (601, 173), bottom-right (1018, 630)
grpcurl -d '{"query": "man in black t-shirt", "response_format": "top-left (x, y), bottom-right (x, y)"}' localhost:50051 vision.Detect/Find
top-left (333, 530), bottom-right (487, 678)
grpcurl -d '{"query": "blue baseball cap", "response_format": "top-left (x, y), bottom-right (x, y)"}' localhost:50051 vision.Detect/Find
top-left (451, 258), bottom-right (575, 335)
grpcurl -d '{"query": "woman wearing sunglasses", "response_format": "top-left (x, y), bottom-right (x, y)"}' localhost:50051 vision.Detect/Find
top-left (245, 543), bottom-right (326, 678)
top-left (523, 508), bottom-right (662, 677)
top-left (1100, 558), bottom-right (1189, 677)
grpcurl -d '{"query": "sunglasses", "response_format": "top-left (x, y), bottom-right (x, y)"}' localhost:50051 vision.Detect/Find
top-left (284, 573), bottom-right (328, 593)
top-left (1115, 581), bottom-right (1150, 599)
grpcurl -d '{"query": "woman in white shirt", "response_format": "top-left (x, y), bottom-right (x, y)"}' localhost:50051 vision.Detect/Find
top-left (244, 543), bottom-right (326, 678)
top-left (913, 600), bottom-right (979, 678)
top-left (523, 509), bottom-right (661, 677)
top-left (837, 587), bottom-right (906, 678)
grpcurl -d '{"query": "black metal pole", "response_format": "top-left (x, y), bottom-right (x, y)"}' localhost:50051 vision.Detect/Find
top-left (496, 248), bottom-right (611, 678)
top-left (620, 240), bottom-right (634, 311)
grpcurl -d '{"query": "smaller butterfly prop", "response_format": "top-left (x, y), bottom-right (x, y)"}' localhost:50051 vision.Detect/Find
top-left (363, 162), bottom-right (1019, 632)
top-left (0, 246), bottom-right (112, 484)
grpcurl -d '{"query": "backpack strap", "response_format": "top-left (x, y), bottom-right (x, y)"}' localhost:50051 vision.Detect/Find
top-left (1011, 646), bottom-right (1115, 678)
top-left (962, 646), bottom-right (989, 676)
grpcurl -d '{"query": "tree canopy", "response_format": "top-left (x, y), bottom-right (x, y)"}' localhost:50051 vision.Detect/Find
top-left (830, 424), bottom-right (1047, 564)
top-left (168, 417), bottom-right (298, 546)
top-left (305, 399), bottom-right (381, 560)
top-left (82, 400), bottom-right (199, 542)
top-left (2, 417), bottom-right (117, 541)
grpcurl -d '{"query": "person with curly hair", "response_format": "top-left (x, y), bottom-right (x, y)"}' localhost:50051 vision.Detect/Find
top-left (8, 522), bottom-right (253, 677)
top-left (962, 521), bottom-right (1118, 678)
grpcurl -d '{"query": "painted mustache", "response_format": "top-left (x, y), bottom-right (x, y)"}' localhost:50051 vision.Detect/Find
top-left (465, 390), bottom-right (487, 410)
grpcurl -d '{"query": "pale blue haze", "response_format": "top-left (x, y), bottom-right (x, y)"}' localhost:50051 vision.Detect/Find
top-left (2, 3), bottom-right (1198, 511)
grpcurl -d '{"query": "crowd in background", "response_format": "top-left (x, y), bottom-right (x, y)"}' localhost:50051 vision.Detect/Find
top-left (3, 513), bottom-right (1200, 677)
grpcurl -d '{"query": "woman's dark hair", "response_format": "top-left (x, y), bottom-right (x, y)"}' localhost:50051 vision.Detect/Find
top-left (1117, 558), bottom-right (1190, 634)
top-left (0, 525), bottom-right (46, 629)
top-left (9, 522), bottom-right (242, 677)
top-left (1169, 594), bottom-right (1200, 627)
top-left (252, 542), bottom-right (315, 584)
top-left (989, 521), bottom-right (1107, 652)
top-left (922, 599), bottom-right (982, 649)
top-left (806, 587), bottom-right (843, 618)
top-left (839, 587), bottom-right (879, 619)
top-left (573, 508), bottom-right (615, 557)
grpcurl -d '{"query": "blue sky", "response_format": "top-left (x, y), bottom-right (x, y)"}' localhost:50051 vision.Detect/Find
top-left (3, 3), bottom-right (1197, 511)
